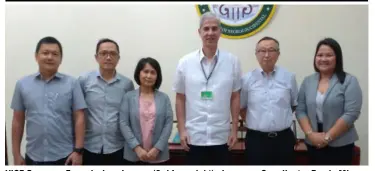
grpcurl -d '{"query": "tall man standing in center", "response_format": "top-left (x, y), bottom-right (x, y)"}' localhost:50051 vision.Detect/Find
top-left (78, 38), bottom-right (134, 165)
top-left (173, 12), bottom-right (242, 165)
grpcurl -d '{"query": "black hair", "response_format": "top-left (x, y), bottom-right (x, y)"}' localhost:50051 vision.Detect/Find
top-left (134, 57), bottom-right (162, 90)
top-left (96, 38), bottom-right (120, 54)
top-left (35, 36), bottom-right (63, 57)
top-left (314, 38), bottom-right (346, 84)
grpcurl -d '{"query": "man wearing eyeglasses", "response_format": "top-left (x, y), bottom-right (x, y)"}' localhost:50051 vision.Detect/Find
top-left (78, 38), bottom-right (134, 165)
top-left (240, 36), bottom-right (298, 165)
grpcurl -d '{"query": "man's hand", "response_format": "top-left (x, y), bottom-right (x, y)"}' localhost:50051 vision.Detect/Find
top-left (147, 148), bottom-right (160, 161)
top-left (179, 129), bottom-right (190, 151)
top-left (134, 146), bottom-right (149, 161)
top-left (227, 130), bottom-right (238, 150)
top-left (14, 154), bottom-right (25, 165)
top-left (65, 152), bottom-right (82, 165)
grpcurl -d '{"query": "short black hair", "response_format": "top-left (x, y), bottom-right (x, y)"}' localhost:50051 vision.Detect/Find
top-left (134, 57), bottom-right (162, 90)
top-left (314, 37), bottom-right (346, 84)
top-left (35, 36), bottom-right (63, 57)
top-left (96, 38), bottom-right (120, 54)
top-left (257, 36), bottom-right (280, 50)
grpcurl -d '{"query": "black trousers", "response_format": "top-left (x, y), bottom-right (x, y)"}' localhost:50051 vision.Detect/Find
top-left (306, 122), bottom-right (354, 165)
top-left (25, 154), bottom-right (68, 165)
top-left (83, 148), bottom-right (124, 165)
top-left (124, 159), bottom-right (168, 165)
top-left (186, 144), bottom-right (230, 165)
top-left (306, 143), bottom-right (354, 165)
top-left (245, 128), bottom-right (296, 165)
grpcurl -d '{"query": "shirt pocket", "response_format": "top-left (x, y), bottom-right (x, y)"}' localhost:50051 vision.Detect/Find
top-left (106, 85), bottom-right (125, 108)
top-left (272, 87), bottom-right (291, 107)
top-left (53, 91), bottom-right (73, 113)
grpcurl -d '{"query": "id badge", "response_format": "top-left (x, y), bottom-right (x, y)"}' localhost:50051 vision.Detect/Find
top-left (201, 91), bottom-right (213, 100)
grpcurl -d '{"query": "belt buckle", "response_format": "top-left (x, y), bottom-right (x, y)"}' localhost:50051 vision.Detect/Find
top-left (268, 132), bottom-right (278, 138)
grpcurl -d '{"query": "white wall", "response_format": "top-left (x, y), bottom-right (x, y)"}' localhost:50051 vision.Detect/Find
top-left (5, 4), bottom-right (368, 165)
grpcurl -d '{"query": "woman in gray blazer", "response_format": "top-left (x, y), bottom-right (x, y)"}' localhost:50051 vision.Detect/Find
top-left (119, 57), bottom-right (173, 165)
top-left (296, 38), bottom-right (362, 165)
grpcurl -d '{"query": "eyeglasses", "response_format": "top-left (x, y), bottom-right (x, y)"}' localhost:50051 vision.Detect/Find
top-left (97, 51), bottom-right (119, 58)
top-left (256, 48), bottom-right (279, 55)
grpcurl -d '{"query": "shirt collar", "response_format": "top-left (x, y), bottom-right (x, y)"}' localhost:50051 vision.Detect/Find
top-left (96, 70), bottom-right (120, 82)
top-left (257, 65), bottom-right (278, 76)
top-left (34, 71), bottom-right (64, 80)
top-left (199, 48), bottom-right (219, 62)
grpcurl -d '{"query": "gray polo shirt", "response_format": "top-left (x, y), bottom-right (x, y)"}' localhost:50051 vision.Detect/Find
top-left (11, 72), bottom-right (87, 162)
top-left (78, 70), bottom-right (134, 154)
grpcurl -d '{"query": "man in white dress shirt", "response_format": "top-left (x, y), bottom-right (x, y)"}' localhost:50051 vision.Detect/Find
top-left (173, 12), bottom-right (242, 165)
top-left (240, 36), bottom-right (298, 165)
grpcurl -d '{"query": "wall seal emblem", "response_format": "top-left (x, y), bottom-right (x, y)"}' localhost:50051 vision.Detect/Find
top-left (196, 4), bottom-right (276, 39)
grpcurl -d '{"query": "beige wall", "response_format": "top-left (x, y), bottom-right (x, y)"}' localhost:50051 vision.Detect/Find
top-left (5, 4), bottom-right (368, 164)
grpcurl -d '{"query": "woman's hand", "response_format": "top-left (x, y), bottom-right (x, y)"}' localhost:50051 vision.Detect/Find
top-left (134, 146), bottom-right (149, 161)
top-left (308, 132), bottom-right (326, 148)
top-left (147, 148), bottom-right (160, 161)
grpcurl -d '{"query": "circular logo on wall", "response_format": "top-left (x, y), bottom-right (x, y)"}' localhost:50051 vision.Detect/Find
top-left (196, 4), bottom-right (277, 39)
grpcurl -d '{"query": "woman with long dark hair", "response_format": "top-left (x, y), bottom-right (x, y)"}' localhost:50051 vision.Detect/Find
top-left (296, 38), bottom-right (362, 165)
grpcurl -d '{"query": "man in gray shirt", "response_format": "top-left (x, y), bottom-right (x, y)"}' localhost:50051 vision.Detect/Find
top-left (78, 38), bottom-right (134, 165)
top-left (11, 36), bottom-right (87, 165)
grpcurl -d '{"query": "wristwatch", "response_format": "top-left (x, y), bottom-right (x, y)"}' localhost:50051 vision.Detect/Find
top-left (73, 147), bottom-right (84, 155)
top-left (324, 133), bottom-right (332, 143)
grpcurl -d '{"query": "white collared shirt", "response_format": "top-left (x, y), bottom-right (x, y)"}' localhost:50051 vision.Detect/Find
top-left (173, 48), bottom-right (242, 146)
top-left (240, 66), bottom-right (298, 132)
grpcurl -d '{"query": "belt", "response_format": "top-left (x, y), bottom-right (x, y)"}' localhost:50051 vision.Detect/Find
top-left (246, 128), bottom-right (291, 138)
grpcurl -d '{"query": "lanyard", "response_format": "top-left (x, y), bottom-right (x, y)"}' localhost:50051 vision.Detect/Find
top-left (200, 50), bottom-right (219, 83)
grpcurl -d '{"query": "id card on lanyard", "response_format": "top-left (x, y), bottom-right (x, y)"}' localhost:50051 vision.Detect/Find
top-left (200, 50), bottom-right (219, 100)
